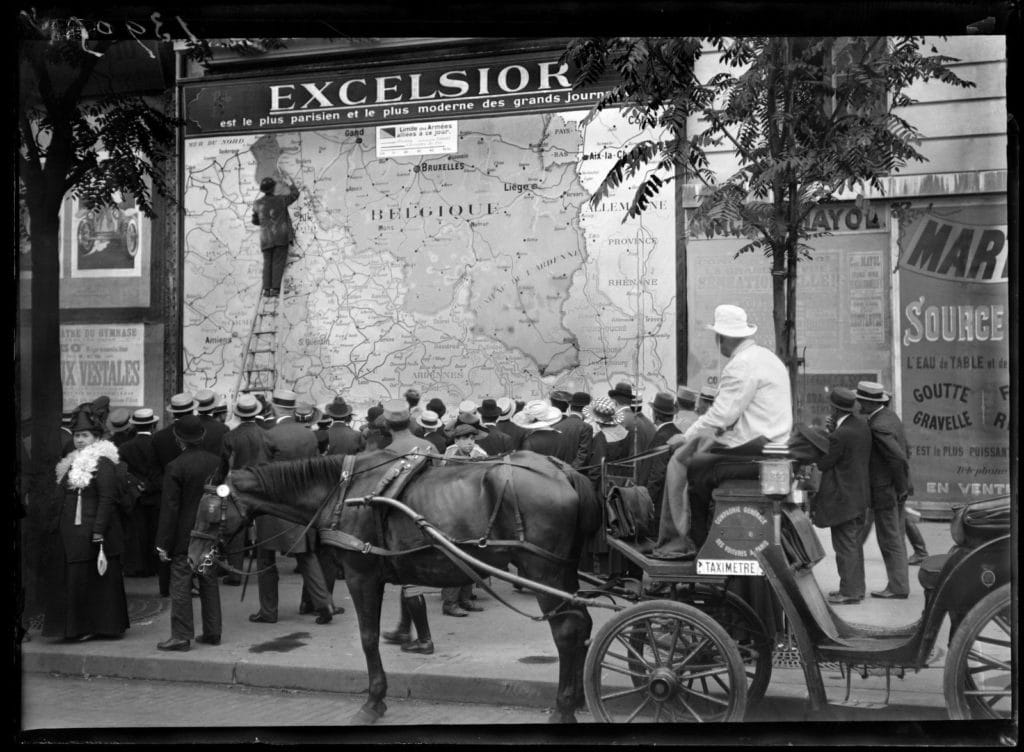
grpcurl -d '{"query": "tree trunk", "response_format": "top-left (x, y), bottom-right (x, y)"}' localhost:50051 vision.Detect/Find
top-left (785, 234), bottom-right (799, 410)
top-left (771, 246), bottom-right (787, 360)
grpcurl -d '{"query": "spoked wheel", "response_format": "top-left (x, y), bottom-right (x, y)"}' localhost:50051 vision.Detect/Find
top-left (585, 600), bottom-right (747, 723)
top-left (679, 587), bottom-right (773, 702)
top-left (943, 584), bottom-right (1012, 719)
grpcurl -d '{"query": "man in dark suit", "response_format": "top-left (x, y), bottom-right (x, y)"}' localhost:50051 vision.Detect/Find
top-left (856, 381), bottom-right (913, 599)
top-left (638, 392), bottom-right (682, 517)
top-left (550, 391), bottom-right (592, 469)
top-left (153, 393), bottom-right (196, 472)
top-left (195, 389), bottom-right (230, 457)
top-left (108, 408), bottom-right (136, 448)
top-left (249, 389), bottom-right (339, 626)
top-left (811, 387), bottom-right (872, 605)
top-left (415, 410), bottom-right (448, 453)
top-left (155, 416), bottom-right (222, 651)
top-left (514, 400), bottom-right (564, 457)
top-left (323, 396), bottom-right (365, 455)
top-left (59, 409), bottom-right (76, 457)
top-left (119, 408), bottom-right (165, 585)
top-left (477, 399), bottom-right (516, 456)
top-left (490, 396), bottom-right (526, 449)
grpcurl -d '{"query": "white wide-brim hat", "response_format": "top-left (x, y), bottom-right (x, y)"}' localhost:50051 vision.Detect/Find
top-left (706, 304), bottom-right (757, 337)
top-left (511, 400), bottom-right (562, 428)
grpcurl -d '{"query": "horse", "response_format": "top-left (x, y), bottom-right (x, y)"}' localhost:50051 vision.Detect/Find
top-left (187, 449), bottom-right (601, 724)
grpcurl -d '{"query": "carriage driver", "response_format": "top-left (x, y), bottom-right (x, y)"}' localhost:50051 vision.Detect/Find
top-left (659, 305), bottom-right (793, 555)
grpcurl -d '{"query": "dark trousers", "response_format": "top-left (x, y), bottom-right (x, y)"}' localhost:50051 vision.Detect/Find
top-left (857, 506), bottom-right (927, 557)
top-left (871, 501), bottom-right (910, 595)
top-left (442, 585), bottom-right (473, 607)
top-left (300, 547), bottom-right (342, 612)
top-left (831, 513), bottom-right (866, 599)
top-left (687, 437), bottom-right (768, 546)
top-left (254, 549), bottom-right (331, 620)
top-left (170, 554), bottom-right (221, 640)
top-left (261, 245), bottom-right (288, 290)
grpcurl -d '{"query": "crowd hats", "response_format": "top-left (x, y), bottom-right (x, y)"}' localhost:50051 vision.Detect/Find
top-left (167, 392), bottom-right (196, 415)
top-left (549, 389), bottom-right (572, 407)
top-left (403, 388), bottom-right (421, 404)
top-left (649, 391), bottom-right (679, 415)
top-left (855, 381), bottom-right (890, 402)
top-left (109, 408), bottom-right (133, 433)
top-left (234, 393), bottom-right (262, 419)
top-left (294, 402), bottom-right (320, 423)
top-left (212, 399), bottom-right (228, 417)
top-left (259, 176), bottom-right (276, 192)
top-left (570, 391), bottom-right (592, 409)
top-left (699, 385), bottom-right (718, 402)
top-left (707, 304), bottom-right (757, 338)
top-left (676, 386), bottom-right (698, 410)
top-left (324, 396), bottom-right (353, 420)
top-left (585, 397), bottom-right (624, 426)
top-left (829, 386), bottom-right (858, 412)
top-left (316, 415), bottom-right (333, 429)
top-left (511, 400), bottom-right (562, 428)
top-left (61, 409), bottom-right (75, 426)
top-left (496, 397), bottom-right (516, 421)
top-left (426, 397), bottom-right (446, 417)
top-left (271, 388), bottom-right (298, 409)
top-left (130, 407), bottom-right (159, 427)
top-left (450, 422), bottom-right (486, 440)
top-left (416, 409), bottom-right (442, 430)
top-left (68, 410), bottom-right (105, 436)
top-left (366, 404), bottom-right (385, 425)
top-left (382, 398), bottom-right (410, 422)
top-left (195, 389), bottom-right (218, 414)
top-left (173, 414), bottom-right (206, 444)
top-left (457, 399), bottom-right (478, 415)
top-left (608, 382), bottom-right (635, 401)
top-left (479, 398), bottom-right (502, 421)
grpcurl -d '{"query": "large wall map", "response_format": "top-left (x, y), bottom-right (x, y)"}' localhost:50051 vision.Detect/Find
top-left (182, 110), bottom-right (676, 415)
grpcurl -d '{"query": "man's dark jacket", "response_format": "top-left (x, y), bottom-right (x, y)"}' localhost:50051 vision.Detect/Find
top-left (812, 413), bottom-right (872, 528)
top-left (865, 406), bottom-right (912, 510)
top-left (157, 446), bottom-right (220, 556)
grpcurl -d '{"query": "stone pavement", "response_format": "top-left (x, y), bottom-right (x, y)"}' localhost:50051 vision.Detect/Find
top-left (20, 521), bottom-right (958, 722)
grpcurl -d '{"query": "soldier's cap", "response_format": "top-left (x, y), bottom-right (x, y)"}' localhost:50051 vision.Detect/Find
top-left (382, 398), bottom-right (410, 422)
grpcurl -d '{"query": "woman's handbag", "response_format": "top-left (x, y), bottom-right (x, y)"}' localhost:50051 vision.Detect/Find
top-left (97, 543), bottom-right (108, 576)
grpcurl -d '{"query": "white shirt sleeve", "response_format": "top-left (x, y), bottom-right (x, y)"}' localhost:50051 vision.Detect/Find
top-left (682, 351), bottom-right (757, 442)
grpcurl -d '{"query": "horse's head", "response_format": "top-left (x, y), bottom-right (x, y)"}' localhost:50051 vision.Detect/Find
top-left (187, 478), bottom-right (250, 574)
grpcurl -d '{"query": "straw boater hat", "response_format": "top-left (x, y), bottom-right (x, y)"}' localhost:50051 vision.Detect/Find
top-left (416, 409), bottom-right (442, 431)
top-left (167, 392), bottom-right (196, 415)
top-left (511, 400), bottom-right (562, 428)
top-left (649, 391), bottom-right (678, 416)
top-left (323, 396), bottom-right (353, 420)
top-left (129, 407), bottom-right (159, 427)
top-left (706, 304), bottom-right (757, 337)
top-left (194, 389), bottom-right (217, 414)
top-left (294, 402), bottom-right (320, 424)
top-left (271, 388), bottom-right (298, 409)
top-left (584, 397), bottom-right (624, 426)
top-left (457, 399), bottom-right (478, 415)
top-left (829, 387), bottom-right (858, 413)
top-left (855, 381), bottom-right (890, 403)
top-left (109, 408), bottom-right (133, 434)
top-left (173, 415), bottom-right (205, 444)
top-left (496, 397), bottom-right (516, 421)
top-left (234, 393), bottom-right (262, 419)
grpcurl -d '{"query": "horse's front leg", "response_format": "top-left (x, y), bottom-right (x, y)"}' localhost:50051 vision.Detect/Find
top-left (342, 555), bottom-right (388, 724)
top-left (537, 591), bottom-right (593, 723)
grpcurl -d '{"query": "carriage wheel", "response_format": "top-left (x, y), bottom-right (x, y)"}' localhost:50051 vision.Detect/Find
top-left (683, 587), bottom-right (773, 703)
top-left (943, 583), bottom-right (1012, 720)
top-left (585, 599), bottom-right (747, 723)
top-left (124, 219), bottom-right (139, 258)
top-left (77, 218), bottom-right (95, 253)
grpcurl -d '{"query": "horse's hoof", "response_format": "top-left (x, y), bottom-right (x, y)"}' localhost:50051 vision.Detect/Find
top-left (350, 701), bottom-right (388, 725)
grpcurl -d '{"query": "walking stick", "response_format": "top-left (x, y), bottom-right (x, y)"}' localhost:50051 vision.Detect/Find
top-left (239, 523), bottom-right (257, 603)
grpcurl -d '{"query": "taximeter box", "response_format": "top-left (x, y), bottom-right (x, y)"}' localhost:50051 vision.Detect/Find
top-left (697, 481), bottom-right (779, 576)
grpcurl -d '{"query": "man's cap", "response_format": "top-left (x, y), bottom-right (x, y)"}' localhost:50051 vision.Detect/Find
top-left (496, 397), bottom-right (516, 420)
top-left (323, 396), bottom-right (353, 419)
top-left (455, 410), bottom-right (486, 429)
top-left (855, 381), bottom-right (890, 403)
top-left (608, 382), bottom-right (634, 401)
top-left (549, 389), bottom-right (572, 406)
top-left (130, 407), bottom-right (159, 426)
top-left (649, 391), bottom-right (678, 415)
top-left (450, 422), bottom-right (486, 440)
top-left (194, 389), bottom-right (217, 413)
top-left (584, 397), bottom-right (624, 426)
top-left (829, 386), bottom-right (858, 412)
top-left (294, 402), bottom-right (320, 423)
top-left (676, 385), bottom-right (699, 408)
top-left (416, 409), bottom-right (442, 430)
top-left (259, 176), bottom-right (276, 192)
top-left (109, 407), bottom-right (133, 433)
top-left (234, 393), bottom-right (262, 418)
top-left (570, 391), bottom-right (592, 409)
top-left (511, 400), bottom-right (562, 428)
top-left (707, 304), bottom-right (757, 337)
top-left (173, 415), bottom-right (206, 444)
top-left (426, 397), bottom-right (446, 416)
top-left (167, 392), bottom-right (196, 415)
top-left (382, 398), bottom-right (410, 422)
top-left (478, 398), bottom-right (502, 420)
top-left (271, 388), bottom-right (298, 408)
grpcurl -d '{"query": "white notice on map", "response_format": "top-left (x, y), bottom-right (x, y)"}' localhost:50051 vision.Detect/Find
top-left (376, 121), bottom-right (458, 159)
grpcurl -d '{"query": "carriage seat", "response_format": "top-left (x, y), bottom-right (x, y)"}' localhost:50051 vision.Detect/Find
top-left (917, 553), bottom-right (951, 591)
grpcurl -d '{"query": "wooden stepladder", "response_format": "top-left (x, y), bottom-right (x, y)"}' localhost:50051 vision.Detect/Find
top-left (233, 292), bottom-right (281, 403)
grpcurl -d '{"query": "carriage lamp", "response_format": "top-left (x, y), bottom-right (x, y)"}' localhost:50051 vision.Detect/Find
top-left (758, 458), bottom-right (793, 496)
top-left (217, 484), bottom-right (231, 498)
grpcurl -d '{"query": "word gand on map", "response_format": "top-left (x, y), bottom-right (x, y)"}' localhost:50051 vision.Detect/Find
top-left (377, 122), bottom-right (458, 159)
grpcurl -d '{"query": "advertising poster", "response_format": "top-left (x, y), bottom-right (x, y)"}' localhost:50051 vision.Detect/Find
top-left (896, 204), bottom-right (1010, 505)
top-left (61, 324), bottom-right (145, 407)
top-left (69, 192), bottom-right (145, 278)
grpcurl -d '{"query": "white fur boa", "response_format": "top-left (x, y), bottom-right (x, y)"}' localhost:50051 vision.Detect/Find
top-left (55, 440), bottom-right (120, 490)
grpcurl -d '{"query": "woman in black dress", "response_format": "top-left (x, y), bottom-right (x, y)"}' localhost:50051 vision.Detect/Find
top-left (43, 410), bottom-right (129, 641)
top-left (584, 397), bottom-right (632, 485)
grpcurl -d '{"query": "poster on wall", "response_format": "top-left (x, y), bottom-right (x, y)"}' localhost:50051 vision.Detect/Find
top-left (69, 192), bottom-right (145, 278)
top-left (61, 324), bottom-right (145, 407)
top-left (896, 204), bottom-right (1010, 506)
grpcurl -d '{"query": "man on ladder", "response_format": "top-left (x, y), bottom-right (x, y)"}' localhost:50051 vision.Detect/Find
top-left (252, 176), bottom-right (300, 297)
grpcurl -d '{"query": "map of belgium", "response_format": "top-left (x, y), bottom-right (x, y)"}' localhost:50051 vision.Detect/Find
top-left (182, 110), bottom-right (676, 414)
